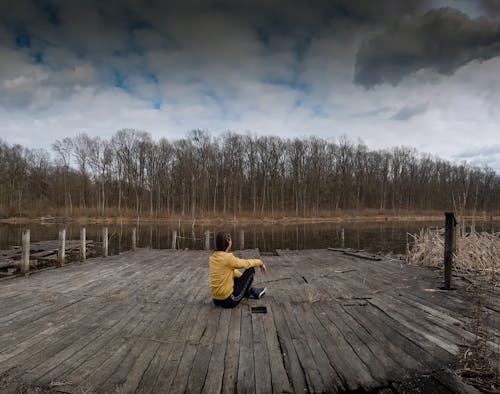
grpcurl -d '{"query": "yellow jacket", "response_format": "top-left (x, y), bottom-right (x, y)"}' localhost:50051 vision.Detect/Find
top-left (209, 251), bottom-right (263, 300)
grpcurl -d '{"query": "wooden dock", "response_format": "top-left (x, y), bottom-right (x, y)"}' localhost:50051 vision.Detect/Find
top-left (0, 239), bottom-right (99, 276)
top-left (0, 248), bottom-right (497, 393)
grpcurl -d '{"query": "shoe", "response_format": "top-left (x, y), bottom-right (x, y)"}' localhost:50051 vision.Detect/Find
top-left (250, 287), bottom-right (266, 299)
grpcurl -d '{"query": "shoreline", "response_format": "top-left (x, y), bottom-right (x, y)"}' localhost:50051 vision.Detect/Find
top-left (2, 214), bottom-right (499, 226)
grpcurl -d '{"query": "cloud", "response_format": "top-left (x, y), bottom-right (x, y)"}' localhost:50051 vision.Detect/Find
top-left (481, 0), bottom-right (500, 17)
top-left (351, 106), bottom-right (391, 118)
top-left (0, 0), bottom-right (499, 174)
top-left (454, 144), bottom-right (500, 171)
top-left (390, 103), bottom-right (428, 121)
top-left (455, 143), bottom-right (500, 159)
top-left (354, 7), bottom-right (500, 88)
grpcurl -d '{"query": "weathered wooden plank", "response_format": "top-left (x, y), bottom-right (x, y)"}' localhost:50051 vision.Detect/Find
top-left (185, 307), bottom-right (221, 393)
top-left (271, 300), bottom-right (308, 394)
top-left (394, 293), bottom-right (498, 350)
top-left (307, 302), bottom-right (379, 391)
top-left (332, 303), bottom-right (402, 378)
top-left (252, 311), bottom-right (272, 394)
top-left (44, 300), bottom-right (147, 390)
top-left (150, 305), bottom-right (201, 392)
top-left (0, 297), bottom-right (92, 369)
top-left (342, 250), bottom-right (382, 261)
top-left (52, 304), bottom-right (152, 392)
top-left (29, 302), bottom-right (141, 386)
top-left (402, 290), bottom-right (500, 339)
top-left (236, 305), bottom-right (256, 394)
top-left (286, 302), bottom-right (345, 392)
top-left (369, 297), bottom-right (460, 356)
top-left (201, 308), bottom-right (232, 394)
top-left (0, 248), bottom-right (495, 394)
top-left (279, 302), bottom-right (325, 393)
top-left (119, 339), bottom-right (161, 393)
top-left (342, 304), bottom-right (426, 373)
top-left (3, 300), bottom-right (119, 382)
top-left (221, 307), bottom-right (242, 394)
top-left (135, 343), bottom-right (174, 394)
top-left (261, 304), bottom-right (292, 394)
top-left (168, 306), bottom-right (210, 394)
top-left (135, 300), bottom-right (188, 393)
top-left (98, 300), bottom-right (172, 393)
top-left (319, 302), bottom-right (389, 387)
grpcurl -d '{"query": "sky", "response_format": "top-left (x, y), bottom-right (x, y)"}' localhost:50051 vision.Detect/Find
top-left (1, 0), bottom-right (500, 170)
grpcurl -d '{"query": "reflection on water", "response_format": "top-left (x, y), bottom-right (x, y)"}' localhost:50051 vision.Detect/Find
top-left (0, 220), bottom-right (497, 255)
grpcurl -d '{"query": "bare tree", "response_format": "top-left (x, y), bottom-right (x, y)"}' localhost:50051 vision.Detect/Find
top-left (1, 131), bottom-right (499, 218)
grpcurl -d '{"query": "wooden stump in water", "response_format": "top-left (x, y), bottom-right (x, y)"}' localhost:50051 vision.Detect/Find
top-left (21, 229), bottom-right (30, 274)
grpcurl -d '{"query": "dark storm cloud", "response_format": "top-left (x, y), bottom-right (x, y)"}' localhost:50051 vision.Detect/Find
top-left (354, 7), bottom-right (500, 88)
top-left (0, 0), bottom-right (431, 110)
top-left (2, 0), bottom-right (500, 170)
top-left (481, 0), bottom-right (500, 16)
top-left (0, 0), bottom-right (426, 52)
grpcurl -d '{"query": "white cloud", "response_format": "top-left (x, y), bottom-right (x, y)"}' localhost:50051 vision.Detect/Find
top-left (0, 0), bottom-right (500, 173)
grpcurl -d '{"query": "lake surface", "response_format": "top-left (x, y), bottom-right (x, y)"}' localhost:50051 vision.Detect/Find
top-left (1, 220), bottom-right (498, 255)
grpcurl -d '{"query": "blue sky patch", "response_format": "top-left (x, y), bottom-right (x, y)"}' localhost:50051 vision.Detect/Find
top-left (265, 76), bottom-right (310, 93)
top-left (310, 105), bottom-right (327, 118)
top-left (31, 52), bottom-right (44, 64)
top-left (15, 30), bottom-right (31, 48)
top-left (293, 98), bottom-right (302, 109)
top-left (147, 73), bottom-right (159, 84)
top-left (203, 90), bottom-right (227, 118)
top-left (112, 69), bottom-right (133, 94)
top-left (43, 2), bottom-right (61, 25)
top-left (152, 98), bottom-right (161, 110)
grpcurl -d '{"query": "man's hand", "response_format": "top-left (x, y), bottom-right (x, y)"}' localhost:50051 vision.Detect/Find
top-left (260, 264), bottom-right (267, 275)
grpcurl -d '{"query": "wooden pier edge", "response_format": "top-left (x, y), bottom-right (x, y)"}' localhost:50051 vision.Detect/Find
top-left (0, 248), bottom-right (494, 393)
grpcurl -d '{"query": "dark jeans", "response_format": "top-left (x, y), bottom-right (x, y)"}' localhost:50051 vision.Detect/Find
top-left (213, 268), bottom-right (255, 308)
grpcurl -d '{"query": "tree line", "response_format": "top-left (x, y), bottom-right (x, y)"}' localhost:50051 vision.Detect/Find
top-left (0, 129), bottom-right (498, 218)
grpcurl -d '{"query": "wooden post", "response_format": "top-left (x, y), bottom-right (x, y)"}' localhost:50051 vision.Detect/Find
top-left (444, 212), bottom-right (457, 290)
top-left (204, 231), bottom-right (210, 250)
top-left (341, 228), bottom-right (345, 248)
top-left (191, 230), bottom-right (196, 250)
top-left (172, 230), bottom-right (177, 249)
top-left (406, 232), bottom-right (409, 262)
top-left (102, 227), bottom-right (108, 257)
top-left (58, 228), bottom-right (66, 267)
top-left (239, 229), bottom-right (245, 250)
top-left (80, 227), bottom-right (86, 261)
top-left (21, 229), bottom-right (30, 274)
top-left (132, 227), bottom-right (137, 251)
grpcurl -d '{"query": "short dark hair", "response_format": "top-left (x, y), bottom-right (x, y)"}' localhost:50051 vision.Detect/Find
top-left (215, 232), bottom-right (231, 251)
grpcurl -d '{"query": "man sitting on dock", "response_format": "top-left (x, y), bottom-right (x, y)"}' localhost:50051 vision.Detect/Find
top-left (209, 232), bottom-right (267, 308)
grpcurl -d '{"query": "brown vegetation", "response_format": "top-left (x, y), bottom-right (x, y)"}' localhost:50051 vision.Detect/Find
top-left (1, 130), bottom-right (499, 220)
top-left (408, 225), bottom-right (499, 282)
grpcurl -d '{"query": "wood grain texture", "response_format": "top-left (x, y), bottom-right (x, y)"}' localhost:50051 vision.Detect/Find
top-left (0, 248), bottom-right (490, 393)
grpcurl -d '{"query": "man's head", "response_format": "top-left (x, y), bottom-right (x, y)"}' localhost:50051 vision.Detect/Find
top-left (215, 231), bottom-right (232, 252)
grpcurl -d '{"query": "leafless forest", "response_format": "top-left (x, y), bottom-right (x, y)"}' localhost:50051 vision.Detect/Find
top-left (1, 130), bottom-right (498, 218)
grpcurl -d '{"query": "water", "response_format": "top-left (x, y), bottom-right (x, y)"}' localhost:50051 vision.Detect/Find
top-left (3, 220), bottom-right (496, 256)
top-left (2, 220), bottom-right (498, 255)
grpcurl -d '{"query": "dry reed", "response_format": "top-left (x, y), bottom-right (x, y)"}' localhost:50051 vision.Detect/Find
top-left (408, 226), bottom-right (499, 283)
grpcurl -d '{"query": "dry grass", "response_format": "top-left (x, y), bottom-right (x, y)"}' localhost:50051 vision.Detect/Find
top-left (3, 206), bottom-right (500, 225)
top-left (408, 221), bottom-right (500, 392)
top-left (408, 226), bottom-right (499, 283)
